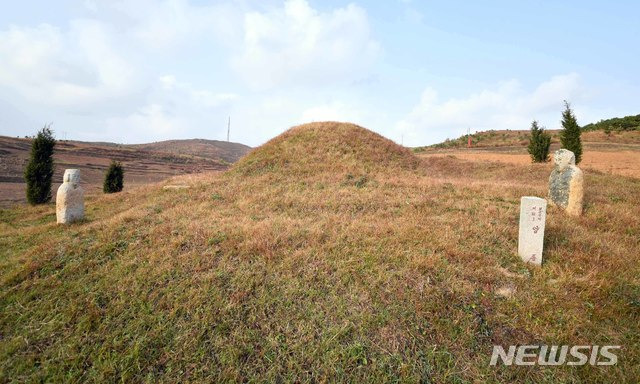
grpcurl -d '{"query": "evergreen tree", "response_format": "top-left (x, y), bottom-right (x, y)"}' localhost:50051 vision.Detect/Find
top-left (559, 101), bottom-right (583, 164)
top-left (527, 120), bottom-right (551, 163)
top-left (103, 161), bottom-right (124, 193)
top-left (24, 125), bottom-right (56, 205)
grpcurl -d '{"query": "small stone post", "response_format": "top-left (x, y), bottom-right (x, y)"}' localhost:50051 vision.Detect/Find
top-left (56, 169), bottom-right (84, 224)
top-left (518, 196), bottom-right (547, 266)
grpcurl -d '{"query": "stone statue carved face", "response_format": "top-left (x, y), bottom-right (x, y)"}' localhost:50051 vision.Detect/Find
top-left (64, 169), bottom-right (81, 184)
top-left (554, 149), bottom-right (575, 171)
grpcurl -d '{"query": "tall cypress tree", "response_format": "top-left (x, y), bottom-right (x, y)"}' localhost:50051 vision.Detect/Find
top-left (24, 125), bottom-right (56, 205)
top-left (527, 120), bottom-right (551, 163)
top-left (559, 101), bottom-right (583, 164)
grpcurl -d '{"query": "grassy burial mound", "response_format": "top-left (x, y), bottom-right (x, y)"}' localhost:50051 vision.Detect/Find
top-left (232, 121), bottom-right (418, 177)
top-left (1, 122), bottom-right (639, 382)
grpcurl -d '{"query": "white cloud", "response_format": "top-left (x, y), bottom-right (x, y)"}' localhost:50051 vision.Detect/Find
top-left (71, 19), bottom-right (135, 93)
top-left (104, 103), bottom-right (185, 143)
top-left (99, 74), bottom-right (238, 143)
top-left (396, 73), bottom-right (584, 146)
top-left (0, 1), bottom-right (383, 143)
top-left (2, 2), bottom-right (614, 149)
top-left (299, 102), bottom-right (363, 123)
top-left (158, 75), bottom-right (238, 108)
top-left (0, 99), bottom-right (38, 134)
top-left (0, 20), bottom-right (138, 108)
top-left (0, 3), bottom-right (240, 140)
top-left (232, 0), bottom-right (380, 89)
top-left (103, 0), bottom-right (240, 50)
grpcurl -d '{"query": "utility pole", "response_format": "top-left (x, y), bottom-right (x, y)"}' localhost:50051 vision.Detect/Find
top-left (467, 127), bottom-right (471, 148)
top-left (227, 116), bottom-right (230, 142)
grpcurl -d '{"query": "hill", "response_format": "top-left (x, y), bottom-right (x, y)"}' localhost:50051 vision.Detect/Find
top-left (582, 113), bottom-right (640, 132)
top-left (132, 139), bottom-right (251, 163)
top-left (416, 129), bottom-right (640, 150)
top-left (1, 122), bottom-right (638, 382)
top-left (417, 114), bottom-right (640, 151)
top-left (0, 136), bottom-right (251, 207)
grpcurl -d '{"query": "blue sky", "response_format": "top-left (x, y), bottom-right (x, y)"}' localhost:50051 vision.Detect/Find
top-left (0, 0), bottom-right (638, 146)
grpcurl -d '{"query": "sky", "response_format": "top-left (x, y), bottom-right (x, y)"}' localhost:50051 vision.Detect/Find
top-left (0, 0), bottom-right (638, 147)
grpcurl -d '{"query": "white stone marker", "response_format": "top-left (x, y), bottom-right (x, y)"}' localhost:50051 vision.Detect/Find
top-left (56, 169), bottom-right (84, 224)
top-left (518, 196), bottom-right (547, 266)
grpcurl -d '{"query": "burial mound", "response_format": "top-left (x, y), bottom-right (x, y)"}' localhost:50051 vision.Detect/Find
top-left (231, 122), bottom-right (418, 177)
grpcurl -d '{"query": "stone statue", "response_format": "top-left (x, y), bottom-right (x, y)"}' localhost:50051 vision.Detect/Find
top-left (56, 169), bottom-right (84, 224)
top-left (548, 149), bottom-right (584, 216)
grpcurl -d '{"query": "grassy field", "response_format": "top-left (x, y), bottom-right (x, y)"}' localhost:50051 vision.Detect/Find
top-left (1, 123), bottom-right (639, 382)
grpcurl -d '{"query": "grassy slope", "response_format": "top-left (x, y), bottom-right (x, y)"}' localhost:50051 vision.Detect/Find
top-left (1, 123), bottom-right (639, 382)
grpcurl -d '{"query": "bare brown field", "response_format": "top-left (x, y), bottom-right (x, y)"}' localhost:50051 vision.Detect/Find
top-left (419, 149), bottom-right (640, 179)
top-left (132, 139), bottom-right (250, 163)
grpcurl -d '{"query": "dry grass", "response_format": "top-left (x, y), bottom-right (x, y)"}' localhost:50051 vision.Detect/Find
top-left (1, 122), bottom-right (638, 382)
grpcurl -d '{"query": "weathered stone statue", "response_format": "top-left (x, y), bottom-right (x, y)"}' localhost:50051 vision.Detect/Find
top-left (548, 149), bottom-right (584, 216)
top-left (56, 169), bottom-right (84, 224)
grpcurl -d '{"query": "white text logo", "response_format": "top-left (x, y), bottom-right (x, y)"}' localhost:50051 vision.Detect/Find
top-left (489, 345), bottom-right (620, 366)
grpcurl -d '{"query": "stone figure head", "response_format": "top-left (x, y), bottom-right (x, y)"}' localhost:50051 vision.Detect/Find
top-left (553, 149), bottom-right (575, 171)
top-left (63, 169), bottom-right (81, 184)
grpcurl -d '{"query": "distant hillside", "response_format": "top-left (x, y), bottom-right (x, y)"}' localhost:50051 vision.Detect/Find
top-left (0, 136), bottom-right (250, 206)
top-left (582, 114), bottom-right (640, 132)
top-left (132, 139), bottom-right (251, 163)
top-left (417, 114), bottom-right (640, 151)
top-left (417, 128), bottom-right (640, 151)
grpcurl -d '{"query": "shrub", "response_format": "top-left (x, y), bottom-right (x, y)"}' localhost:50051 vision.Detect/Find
top-left (24, 125), bottom-right (56, 205)
top-left (560, 101), bottom-right (583, 164)
top-left (527, 120), bottom-right (551, 163)
top-left (103, 161), bottom-right (124, 193)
